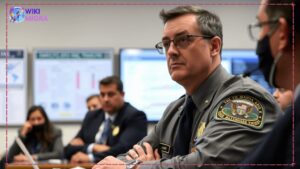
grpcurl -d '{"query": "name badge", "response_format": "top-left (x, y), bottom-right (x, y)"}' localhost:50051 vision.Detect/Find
top-left (159, 143), bottom-right (171, 154)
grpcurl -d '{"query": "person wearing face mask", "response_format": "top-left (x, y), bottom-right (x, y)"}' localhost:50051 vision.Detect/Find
top-left (273, 88), bottom-right (293, 111)
top-left (0, 106), bottom-right (63, 165)
top-left (239, 0), bottom-right (299, 168)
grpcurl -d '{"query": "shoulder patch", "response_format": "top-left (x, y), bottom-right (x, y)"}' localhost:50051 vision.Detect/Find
top-left (214, 95), bottom-right (265, 129)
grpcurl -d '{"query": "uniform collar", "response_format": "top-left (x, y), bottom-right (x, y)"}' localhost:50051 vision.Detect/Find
top-left (191, 65), bottom-right (232, 112)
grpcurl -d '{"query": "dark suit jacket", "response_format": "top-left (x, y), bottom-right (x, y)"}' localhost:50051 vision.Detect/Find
top-left (3, 126), bottom-right (63, 163)
top-left (64, 102), bottom-right (147, 162)
top-left (239, 91), bottom-right (299, 168)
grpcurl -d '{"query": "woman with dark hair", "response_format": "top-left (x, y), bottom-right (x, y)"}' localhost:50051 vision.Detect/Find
top-left (2, 105), bottom-right (63, 164)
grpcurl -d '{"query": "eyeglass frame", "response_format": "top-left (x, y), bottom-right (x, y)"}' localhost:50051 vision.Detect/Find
top-left (248, 19), bottom-right (279, 41)
top-left (155, 34), bottom-right (214, 54)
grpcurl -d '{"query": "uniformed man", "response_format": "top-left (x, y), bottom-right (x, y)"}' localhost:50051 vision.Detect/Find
top-left (92, 6), bottom-right (282, 169)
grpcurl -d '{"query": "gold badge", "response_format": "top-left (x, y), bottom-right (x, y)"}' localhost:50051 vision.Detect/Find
top-left (112, 126), bottom-right (120, 136)
top-left (193, 122), bottom-right (206, 145)
top-left (214, 95), bottom-right (264, 129)
top-left (196, 122), bottom-right (206, 138)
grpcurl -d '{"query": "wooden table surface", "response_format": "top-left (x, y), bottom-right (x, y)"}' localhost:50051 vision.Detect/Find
top-left (6, 163), bottom-right (94, 169)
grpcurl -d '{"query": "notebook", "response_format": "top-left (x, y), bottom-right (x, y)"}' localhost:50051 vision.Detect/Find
top-left (15, 137), bottom-right (40, 169)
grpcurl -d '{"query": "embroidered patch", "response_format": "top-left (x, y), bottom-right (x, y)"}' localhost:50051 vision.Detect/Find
top-left (215, 95), bottom-right (264, 129)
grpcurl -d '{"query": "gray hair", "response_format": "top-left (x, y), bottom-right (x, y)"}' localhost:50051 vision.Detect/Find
top-left (159, 6), bottom-right (223, 48)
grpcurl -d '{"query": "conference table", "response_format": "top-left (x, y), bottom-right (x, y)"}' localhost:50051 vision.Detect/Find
top-left (6, 163), bottom-right (94, 169)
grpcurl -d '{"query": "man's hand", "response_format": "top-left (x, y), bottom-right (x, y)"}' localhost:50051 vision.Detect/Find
top-left (126, 142), bottom-right (160, 162)
top-left (70, 138), bottom-right (85, 146)
top-left (92, 156), bottom-right (126, 169)
top-left (70, 152), bottom-right (91, 163)
top-left (93, 144), bottom-right (110, 153)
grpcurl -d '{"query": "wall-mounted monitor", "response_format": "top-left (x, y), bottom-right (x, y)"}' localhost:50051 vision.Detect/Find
top-left (119, 48), bottom-right (185, 122)
top-left (120, 48), bottom-right (273, 122)
top-left (33, 48), bottom-right (114, 122)
top-left (0, 49), bottom-right (27, 125)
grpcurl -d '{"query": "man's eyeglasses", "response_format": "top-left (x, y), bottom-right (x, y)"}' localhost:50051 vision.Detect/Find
top-left (155, 34), bottom-right (213, 54)
top-left (248, 19), bottom-right (279, 41)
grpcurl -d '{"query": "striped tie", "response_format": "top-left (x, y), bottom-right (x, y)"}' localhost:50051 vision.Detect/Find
top-left (98, 118), bottom-right (112, 144)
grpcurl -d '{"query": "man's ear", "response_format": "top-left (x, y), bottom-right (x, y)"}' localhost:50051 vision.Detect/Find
top-left (277, 17), bottom-right (290, 51)
top-left (210, 36), bottom-right (222, 58)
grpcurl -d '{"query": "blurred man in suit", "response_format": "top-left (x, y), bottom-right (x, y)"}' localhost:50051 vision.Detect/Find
top-left (65, 76), bottom-right (147, 163)
top-left (273, 88), bottom-right (293, 111)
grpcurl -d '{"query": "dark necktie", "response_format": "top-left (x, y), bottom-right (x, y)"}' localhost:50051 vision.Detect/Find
top-left (173, 96), bottom-right (196, 156)
top-left (98, 118), bottom-right (112, 144)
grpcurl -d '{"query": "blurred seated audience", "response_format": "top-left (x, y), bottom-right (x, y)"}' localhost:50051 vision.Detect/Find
top-left (0, 105), bottom-right (63, 166)
top-left (86, 94), bottom-right (102, 111)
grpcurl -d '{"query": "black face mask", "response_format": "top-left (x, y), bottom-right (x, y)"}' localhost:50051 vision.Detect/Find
top-left (32, 124), bottom-right (45, 133)
top-left (256, 34), bottom-right (280, 88)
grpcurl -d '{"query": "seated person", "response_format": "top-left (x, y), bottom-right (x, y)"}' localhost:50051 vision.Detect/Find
top-left (64, 76), bottom-right (147, 163)
top-left (92, 6), bottom-right (282, 169)
top-left (86, 94), bottom-right (102, 111)
top-left (273, 88), bottom-right (293, 111)
top-left (1, 106), bottom-right (63, 164)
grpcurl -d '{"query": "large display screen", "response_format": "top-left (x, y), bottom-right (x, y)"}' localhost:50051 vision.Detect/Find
top-left (33, 48), bottom-right (114, 122)
top-left (120, 49), bottom-right (185, 122)
top-left (120, 48), bottom-right (273, 122)
top-left (0, 49), bottom-right (27, 125)
top-left (221, 49), bottom-right (274, 93)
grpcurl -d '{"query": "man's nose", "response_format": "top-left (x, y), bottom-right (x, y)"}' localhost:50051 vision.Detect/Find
top-left (166, 42), bottom-right (179, 57)
top-left (103, 95), bottom-right (109, 101)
